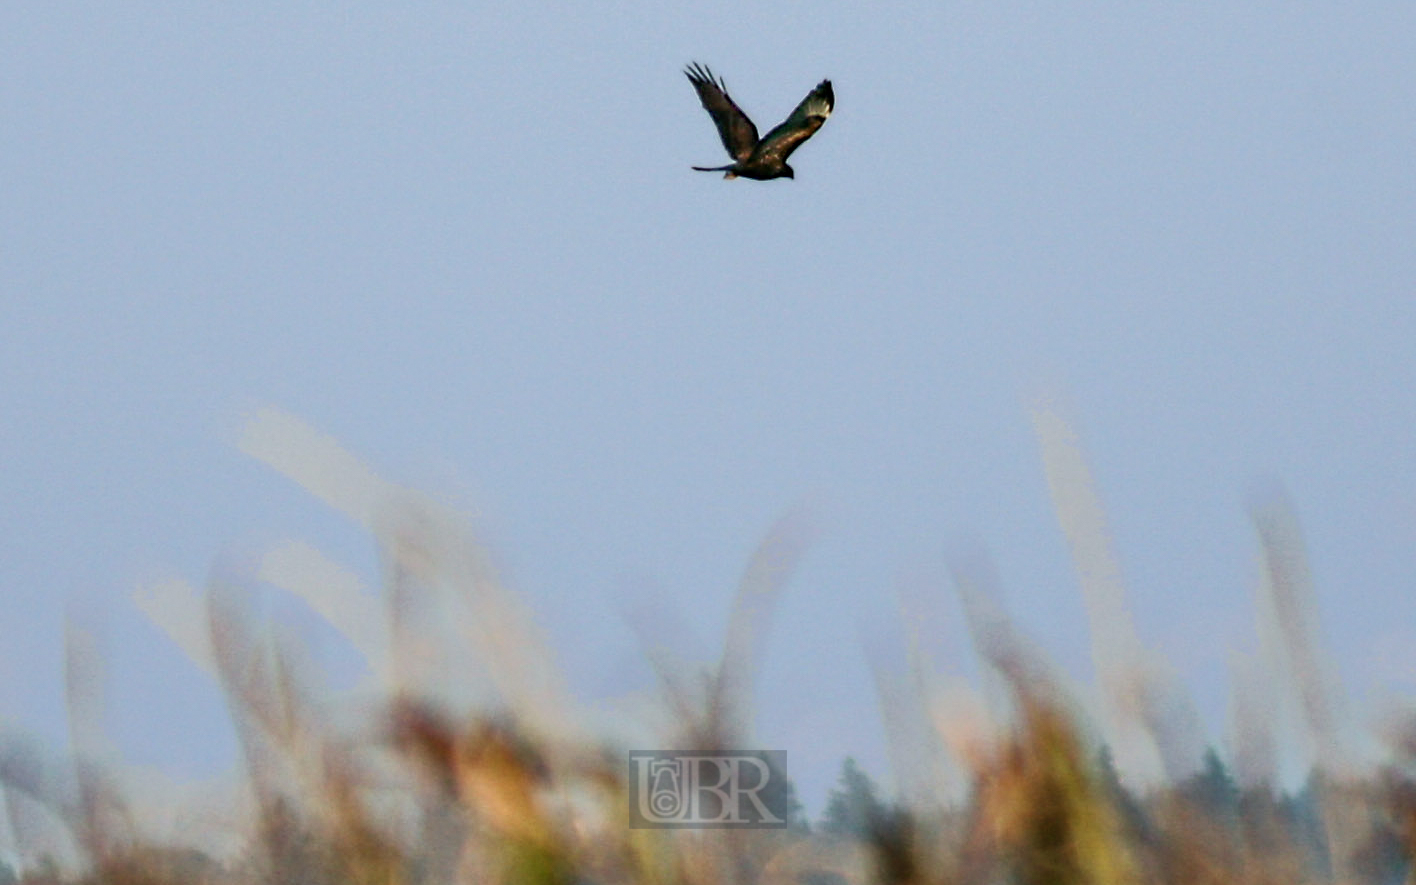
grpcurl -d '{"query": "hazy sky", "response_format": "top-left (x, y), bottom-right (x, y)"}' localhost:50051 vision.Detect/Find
top-left (2, 2), bottom-right (1414, 812)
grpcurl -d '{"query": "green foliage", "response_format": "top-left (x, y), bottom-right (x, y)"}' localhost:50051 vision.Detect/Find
top-left (1179, 746), bottom-right (1241, 816)
top-left (819, 757), bottom-right (891, 839)
top-left (780, 773), bottom-right (812, 833)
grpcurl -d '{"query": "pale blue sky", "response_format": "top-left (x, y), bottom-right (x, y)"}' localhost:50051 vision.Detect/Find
top-left (2, 2), bottom-right (1414, 811)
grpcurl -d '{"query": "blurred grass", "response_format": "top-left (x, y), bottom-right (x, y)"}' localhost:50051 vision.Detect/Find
top-left (2, 409), bottom-right (1414, 885)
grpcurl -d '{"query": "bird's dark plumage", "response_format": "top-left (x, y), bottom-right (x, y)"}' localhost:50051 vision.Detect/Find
top-left (684, 63), bottom-right (834, 180)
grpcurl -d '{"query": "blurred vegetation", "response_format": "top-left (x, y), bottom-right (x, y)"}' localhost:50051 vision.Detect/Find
top-left (10, 655), bottom-right (1415, 885)
top-left (3, 412), bottom-right (1413, 885)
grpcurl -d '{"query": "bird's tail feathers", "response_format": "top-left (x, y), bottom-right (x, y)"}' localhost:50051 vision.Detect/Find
top-left (692, 164), bottom-right (739, 179)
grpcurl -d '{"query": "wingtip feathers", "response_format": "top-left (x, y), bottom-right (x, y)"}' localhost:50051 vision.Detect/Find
top-left (802, 79), bottom-right (833, 120)
top-left (684, 61), bottom-right (726, 93)
top-left (684, 63), bottom-right (831, 109)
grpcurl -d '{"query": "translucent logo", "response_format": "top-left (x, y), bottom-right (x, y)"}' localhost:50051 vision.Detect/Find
top-left (628, 751), bottom-right (789, 828)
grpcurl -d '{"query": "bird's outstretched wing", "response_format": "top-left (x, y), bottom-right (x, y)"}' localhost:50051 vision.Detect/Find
top-left (752, 79), bottom-right (834, 167)
top-left (684, 63), bottom-right (758, 163)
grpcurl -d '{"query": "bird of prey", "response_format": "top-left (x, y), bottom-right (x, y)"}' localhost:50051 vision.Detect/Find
top-left (684, 63), bottom-right (834, 180)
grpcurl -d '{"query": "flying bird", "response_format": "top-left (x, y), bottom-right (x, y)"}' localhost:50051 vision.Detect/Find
top-left (684, 63), bottom-right (834, 180)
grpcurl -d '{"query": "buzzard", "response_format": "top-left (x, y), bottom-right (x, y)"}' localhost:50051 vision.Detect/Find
top-left (684, 63), bottom-right (834, 180)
